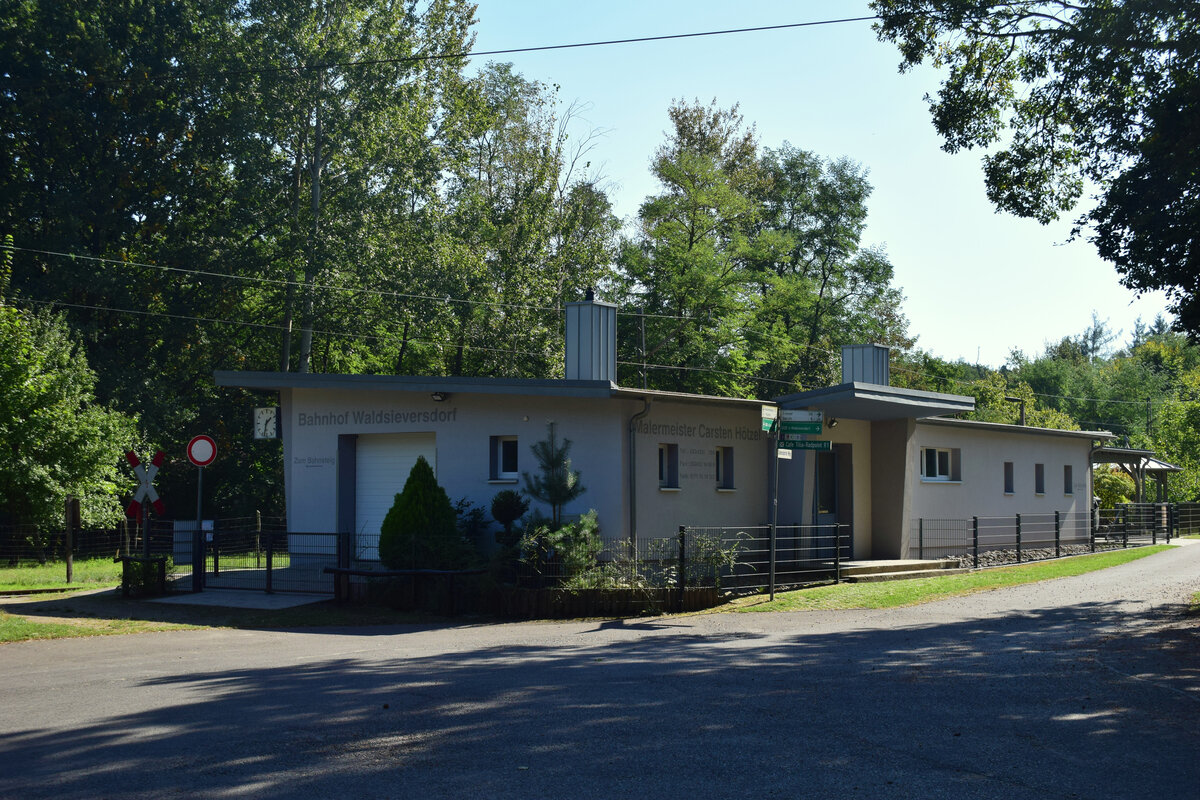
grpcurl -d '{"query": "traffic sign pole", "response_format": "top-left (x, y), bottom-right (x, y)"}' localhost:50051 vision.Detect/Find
top-left (187, 435), bottom-right (216, 593)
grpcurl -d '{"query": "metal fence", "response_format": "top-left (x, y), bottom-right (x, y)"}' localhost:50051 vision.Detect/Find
top-left (515, 524), bottom-right (847, 595)
top-left (1177, 503), bottom-right (1200, 536)
top-left (0, 516), bottom-right (333, 594)
top-left (514, 527), bottom-right (731, 590)
top-left (686, 524), bottom-right (849, 593)
top-left (909, 504), bottom-right (1179, 567)
top-left (197, 530), bottom-right (338, 594)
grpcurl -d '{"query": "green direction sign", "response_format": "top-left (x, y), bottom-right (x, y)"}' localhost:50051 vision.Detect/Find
top-left (778, 439), bottom-right (831, 451)
top-left (779, 420), bottom-right (823, 435)
top-left (761, 418), bottom-right (777, 432)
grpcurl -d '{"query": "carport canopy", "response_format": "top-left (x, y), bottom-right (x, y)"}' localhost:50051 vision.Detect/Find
top-left (1092, 446), bottom-right (1181, 502)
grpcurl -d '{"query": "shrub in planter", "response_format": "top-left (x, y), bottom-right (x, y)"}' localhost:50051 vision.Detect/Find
top-left (378, 456), bottom-right (469, 570)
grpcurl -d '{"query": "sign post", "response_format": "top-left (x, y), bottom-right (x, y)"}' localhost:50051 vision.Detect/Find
top-left (187, 435), bottom-right (216, 593)
top-left (126, 450), bottom-right (166, 557)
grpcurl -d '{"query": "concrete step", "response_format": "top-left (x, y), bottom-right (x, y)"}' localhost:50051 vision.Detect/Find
top-left (843, 567), bottom-right (971, 583)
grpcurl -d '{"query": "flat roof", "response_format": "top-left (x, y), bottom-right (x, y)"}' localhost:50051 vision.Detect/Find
top-left (920, 416), bottom-right (1116, 441)
top-left (215, 371), bottom-right (769, 409)
top-left (214, 371), bottom-right (618, 399)
top-left (775, 382), bottom-right (975, 421)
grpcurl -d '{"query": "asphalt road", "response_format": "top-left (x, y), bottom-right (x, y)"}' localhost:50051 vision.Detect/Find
top-left (2, 544), bottom-right (1197, 799)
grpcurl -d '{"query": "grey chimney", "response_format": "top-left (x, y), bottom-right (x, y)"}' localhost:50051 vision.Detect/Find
top-left (842, 344), bottom-right (890, 385)
top-left (565, 298), bottom-right (617, 382)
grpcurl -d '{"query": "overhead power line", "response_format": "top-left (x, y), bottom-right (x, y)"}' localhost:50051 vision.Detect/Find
top-left (7, 244), bottom-right (1192, 409)
top-left (5, 17), bottom-right (879, 86)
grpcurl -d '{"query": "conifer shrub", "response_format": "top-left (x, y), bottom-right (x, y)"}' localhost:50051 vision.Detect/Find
top-left (378, 456), bottom-right (467, 570)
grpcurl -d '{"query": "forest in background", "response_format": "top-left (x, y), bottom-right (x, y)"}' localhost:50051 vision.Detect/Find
top-left (2, 1), bottom-right (1196, 528)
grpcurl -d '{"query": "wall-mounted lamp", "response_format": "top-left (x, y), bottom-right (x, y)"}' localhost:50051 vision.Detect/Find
top-left (827, 417), bottom-right (839, 429)
top-left (431, 391), bottom-right (448, 402)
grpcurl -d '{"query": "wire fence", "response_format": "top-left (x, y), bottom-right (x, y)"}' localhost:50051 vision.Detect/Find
top-left (0, 516), bottom-right (289, 591)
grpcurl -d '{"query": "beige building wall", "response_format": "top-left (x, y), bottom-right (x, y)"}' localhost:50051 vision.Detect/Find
top-left (910, 421), bottom-right (1095, 541)
top-left (627, 399), bottom-right (770, 541)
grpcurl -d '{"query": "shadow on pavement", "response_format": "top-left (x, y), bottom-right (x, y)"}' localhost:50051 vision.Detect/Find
top-left (1, 599), bottom-right (1197, 799)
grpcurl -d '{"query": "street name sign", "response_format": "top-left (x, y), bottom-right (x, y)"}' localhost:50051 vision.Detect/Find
top-left (777, 439), bottom-right (831, 451)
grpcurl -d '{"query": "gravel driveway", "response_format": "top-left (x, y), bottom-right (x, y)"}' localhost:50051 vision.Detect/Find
top-left (1, 543), bottom-right (1197, 799)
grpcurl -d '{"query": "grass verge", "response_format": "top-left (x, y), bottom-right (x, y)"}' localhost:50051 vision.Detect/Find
top-left (0, 589), bottom-right (443, 644)
top-left (0, 558), bottom-right (123, 592)
top-left (728, 545), bottom-right (1174, 612)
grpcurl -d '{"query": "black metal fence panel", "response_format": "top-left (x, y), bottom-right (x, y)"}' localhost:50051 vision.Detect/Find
top-left (684, 524), bottom-right (848, 592)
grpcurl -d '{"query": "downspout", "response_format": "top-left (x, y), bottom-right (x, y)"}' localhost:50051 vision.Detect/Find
top-left (628, 397), bottom-right (652, 547)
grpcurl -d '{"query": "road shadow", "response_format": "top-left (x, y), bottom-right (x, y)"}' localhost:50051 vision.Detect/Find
top-left (1, 599), bottom-right (1197, 799)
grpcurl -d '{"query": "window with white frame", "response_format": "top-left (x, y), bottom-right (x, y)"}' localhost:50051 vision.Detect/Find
top-left (919, 447), bottom-right (961, 482)
top-left (715, 446), bottom-right (735, 490)
top-left (658, 443), bottom-right (679, 489)
top-left (489, 435), bottom-right (519, 481)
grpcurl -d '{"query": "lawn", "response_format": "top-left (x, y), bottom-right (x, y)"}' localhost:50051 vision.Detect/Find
top-left (728, 545), bottom-right (1174, 612)
top-left (0, 558), bottom-right (123, 592)
top-left (0, 552), bottom-right (291, 593)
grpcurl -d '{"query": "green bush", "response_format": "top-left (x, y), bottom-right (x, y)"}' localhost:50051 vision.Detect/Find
top-left (490, 489), bottom-right (529, 548)
top-left (519, 510), bottom-right (602, 583)
top-left (378, 456), bottom-right (469, 570)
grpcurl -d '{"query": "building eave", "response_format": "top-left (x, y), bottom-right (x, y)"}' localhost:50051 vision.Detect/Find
top-left (920, 416), bottom-right (1117, 441)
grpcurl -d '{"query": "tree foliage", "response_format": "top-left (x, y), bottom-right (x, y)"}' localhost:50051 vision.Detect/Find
top-left (0, 306), bottom-right (139, 528)
top-left (872, 0), bottom-right (1200, 333)
top-left (522, 423), bottom-right (586, 529)
top-left (0, 1), bottom-right (619, 521)
top-left (617, 100), bottom-right (911, 396)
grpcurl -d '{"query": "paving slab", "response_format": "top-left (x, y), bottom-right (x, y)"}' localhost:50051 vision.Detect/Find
top-left (150, 589), bottom-right (327, 610)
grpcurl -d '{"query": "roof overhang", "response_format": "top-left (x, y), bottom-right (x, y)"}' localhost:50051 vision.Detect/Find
top-left (774, 382), bottom-right (975, 421)
top-left (215, 371), bottom-right (769, 410)
top-left (922, 417), bottom-right (1116, 441)
top-left (213, 371), bottom-right (617, 399)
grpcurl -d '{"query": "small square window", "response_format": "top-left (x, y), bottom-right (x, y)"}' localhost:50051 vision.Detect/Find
top-left (1035, 463), bottom-right (1045, 495)
top-left (1064, 465), bottom-right (1074, 495)
top-left (1003, 461), bottom-right (1014, 494)
top-left (489, 435), bottom-right (519, 481)
top-left (920, 447), bottom-right (960, 482)
top-left (715, 446), bottom-right (735, 490)
top-left (658, 443), bottom-right (679, 489)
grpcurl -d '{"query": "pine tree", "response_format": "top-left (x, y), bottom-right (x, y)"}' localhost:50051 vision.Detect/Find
top-left (522, 423), bottom-right (585, 529)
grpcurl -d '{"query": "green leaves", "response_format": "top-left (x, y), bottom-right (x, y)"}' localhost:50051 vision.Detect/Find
top-left (0, 307), bottom-right (138, 528)
top-left (872, 0), bottom-right (1200, 332)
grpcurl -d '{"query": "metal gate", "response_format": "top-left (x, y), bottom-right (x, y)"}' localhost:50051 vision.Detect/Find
top-left (183, 524), bottom-right (338, 594)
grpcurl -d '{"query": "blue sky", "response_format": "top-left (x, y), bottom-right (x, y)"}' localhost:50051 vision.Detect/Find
top-left (468, 1), bottom-right (1171, 368)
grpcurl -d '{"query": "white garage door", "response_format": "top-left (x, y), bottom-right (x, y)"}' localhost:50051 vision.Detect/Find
top-left (355, 433), bottom-right (436, 562)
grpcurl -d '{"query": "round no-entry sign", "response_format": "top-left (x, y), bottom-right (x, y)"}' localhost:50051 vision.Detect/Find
top-left (187, 434), bottom-right (217, 467)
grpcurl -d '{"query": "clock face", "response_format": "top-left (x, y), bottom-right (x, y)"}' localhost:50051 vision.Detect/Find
top-left (254, 407), bottom-right (277, 439)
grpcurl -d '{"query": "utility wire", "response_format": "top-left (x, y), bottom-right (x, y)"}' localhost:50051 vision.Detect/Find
top-left (5, 17), bottom-right (879, 87)
top-left (19, 298), bottom-right (552, 362)
top-left (7, 244), bottom-right (1191, 408)
top-left (3, 244), bottom-right (562, 313)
